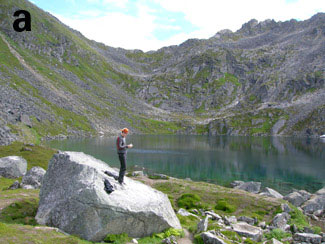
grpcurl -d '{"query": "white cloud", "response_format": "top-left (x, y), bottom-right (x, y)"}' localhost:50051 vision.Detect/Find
top-left (52, 0), bottom-right (325, 51)
top-left (102, 0), bottom-right (129, 8)
top-left (155, 0), bottom-right (325, 37)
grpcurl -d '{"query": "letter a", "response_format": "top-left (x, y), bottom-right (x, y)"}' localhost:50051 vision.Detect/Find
top-left (13, 10), bottom-right (31, 32)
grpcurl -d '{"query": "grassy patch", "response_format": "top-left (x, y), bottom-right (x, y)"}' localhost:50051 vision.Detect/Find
top-left (0, 142), bottom-right (56, 170)
top-left (0, 198), bottom-right (38, 225)
top-left (177, 214), bottom-right (200, 233)
top-left (215, 199), bottom-right (237, 213)
top-left (288, 204), bottom-right (309, 230)
top-left (177, 193), bottom-right (202, 209)
top-left (264, 228), bottom-right (291, 241)
top-left (103, 233), bottom-right (131, 244)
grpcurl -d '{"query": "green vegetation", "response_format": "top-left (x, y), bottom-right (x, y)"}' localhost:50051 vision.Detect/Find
top-left (0, 199), bottom-right (38, 225)
top-left (288, 204), bottom-right (309, 230)
top-left (0, 142), bottom-right (56, 170)
top-left (177, 193), bottom-right (202, 210)
top-left (177, 215), bottom-right (200, 233)
top-left (153, 179), bottom-right (282, 223)
top-left (215, 199), bottom-right (237, 213)
top-left (264, 228), bottom-right (291, 241)
top-left (104, 233), bottom-right (132, 243)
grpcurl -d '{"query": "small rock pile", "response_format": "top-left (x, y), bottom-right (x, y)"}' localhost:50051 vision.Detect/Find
top-left (0, 148), bottom-right (46, 189)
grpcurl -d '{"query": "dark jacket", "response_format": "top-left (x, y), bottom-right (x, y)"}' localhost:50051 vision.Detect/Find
top-left (116, 134), bottom-right (128, 154)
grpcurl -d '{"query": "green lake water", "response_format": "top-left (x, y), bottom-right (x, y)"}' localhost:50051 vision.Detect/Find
top-left (47, 135), bottom-right (325, 194)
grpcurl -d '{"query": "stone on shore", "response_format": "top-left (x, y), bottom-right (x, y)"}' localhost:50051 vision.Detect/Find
top-left (259, 187), bottom-right (283, 199)
top-left (0, 156), bottom-right (27, 178)
top-left (283, 191), bottom-right (306, 207)
top-left (234, 181), bottom-right (261, 194)
top-left (36, 151), bottom-right (181, 242)
top-left (302, 194), bottom-right (325, 214)
top-left (21, 166), bottom-right (46, 189)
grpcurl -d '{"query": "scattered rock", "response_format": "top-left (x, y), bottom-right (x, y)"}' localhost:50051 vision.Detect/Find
top-left (298, 190), bottom-right (312, 202)
top-left (230, 181), bottom-right (245, 188)
top-left (131, 239), bottom-right (138, 244)
top-left (284, 191), bottom-right (306, 207)
top-left (271, 213), bottom-right (290, 231)
top-left (21, 147), bottom-right (32, 152)
top-left (197, 216), bottom-right (210, 233)
top-left (315, 187), bottom-right (325, 196)
top-left (270, 238), bottom-right (283, 244)
top-left (258, 221), bottom-right (266, 229)
top-left (231, 222), bottom-right (263, 241)
top-left (21, 166), bottom-right (46, 189)
top-left (22, 185), bottom-right (36, 190)
top-left (19, 114), bottom-right (32, 128)
top-left (281, 203), bottom-right (292, 213)
top-left (201, 232), bottom-right (228, 244)
top-left (302, 194), bottom-right (325, 214)
top-left (162, 235), bottom-right (177, 244)
top-left (131, 171), bottom-right (144, 177)
top-left (36, 151), bottom-right (181, 242)
top-left (8, 180), bottom-right (20, 190)
top-left (260, 187), bottom-right (283, 199)
top-left (177, 208), bottom-right (200, 219)
top-left (0, 156), bottom-right (27, 178)
top-left (224, 216), bottom-right (237, 225)
top-left (314, 209), bottom-right (324, 217)
top-left (234, 181), bottom-right (261, 194)
top-left (238, 216), bottom-right (255, 225)
top-left (205, 211), bottom-right (221, 220)
top-left (291, 224), bottom-right (298, 233)
top-left (304, 227), bottom-right (314, 234)
top-left (293, 233), bottom-right (322, 244)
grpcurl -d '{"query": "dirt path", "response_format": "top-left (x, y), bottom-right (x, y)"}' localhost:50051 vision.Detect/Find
top-left (178, 229), bottom-right (194, 244)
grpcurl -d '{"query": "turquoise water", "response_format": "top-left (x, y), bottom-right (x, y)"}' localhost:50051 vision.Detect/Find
top-left (47, 135), bottom-right (325, 194)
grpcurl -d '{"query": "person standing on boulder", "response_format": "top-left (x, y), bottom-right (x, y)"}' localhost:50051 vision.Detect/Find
top-left (116, 128), bottom-right (133, 184)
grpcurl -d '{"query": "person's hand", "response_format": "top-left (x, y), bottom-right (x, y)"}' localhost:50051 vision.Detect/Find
top-left (128, 144), bottom-right (133, 148)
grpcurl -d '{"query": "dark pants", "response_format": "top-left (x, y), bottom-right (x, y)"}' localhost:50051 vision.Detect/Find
top-left (118, 153), bottom-right (126, 183)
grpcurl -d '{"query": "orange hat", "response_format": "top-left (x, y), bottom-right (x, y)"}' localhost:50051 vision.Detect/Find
top-left (121, 128), bottom-right (129, 134)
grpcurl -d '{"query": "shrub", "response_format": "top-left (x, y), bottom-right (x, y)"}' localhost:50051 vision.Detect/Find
top-left (177, 193), bottom-right (202, 209)
top-left (215, 199), bottom-right (236, 213)
top-left (104, 233), bottom-right (131, 244)
top-left (264, 228), bottom-right (291, 241)
top-left (194, 234), bottom-right (204, 244)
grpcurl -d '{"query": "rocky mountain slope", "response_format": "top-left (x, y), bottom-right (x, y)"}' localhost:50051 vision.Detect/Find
top-left (0, 0), bottom-right (324, 145)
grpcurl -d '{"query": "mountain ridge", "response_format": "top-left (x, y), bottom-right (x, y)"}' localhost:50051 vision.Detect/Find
top-left (0, 0), bottom-right (324, 145)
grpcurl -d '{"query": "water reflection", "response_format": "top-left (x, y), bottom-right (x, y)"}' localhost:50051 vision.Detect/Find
top-left (47, 135), bottom-right (325, 194)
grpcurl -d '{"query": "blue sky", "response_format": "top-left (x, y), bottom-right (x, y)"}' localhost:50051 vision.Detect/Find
top-left (30, 0), bottom-right (325, 51)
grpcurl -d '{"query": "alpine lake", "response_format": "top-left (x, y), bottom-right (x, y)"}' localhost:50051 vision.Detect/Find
top-left (47, 135), bottom-right (325, 195)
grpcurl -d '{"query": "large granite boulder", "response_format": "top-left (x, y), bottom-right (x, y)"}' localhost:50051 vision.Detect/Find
top-left (36, 151), bottom-right (181, 242)
top-left (234, 181), bottom-right (261, 194)
top-left (0, 156), bottom-right (27, 178)
top-left (21, 166), bottom-right (46, 189)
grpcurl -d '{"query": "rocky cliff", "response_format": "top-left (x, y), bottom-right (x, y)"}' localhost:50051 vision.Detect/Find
top-left (0, 0), bottom-right (324, 144)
